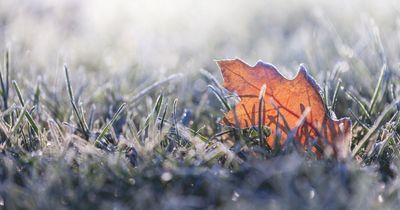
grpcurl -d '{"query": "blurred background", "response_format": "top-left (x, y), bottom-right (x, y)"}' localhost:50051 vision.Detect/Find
top-left (1, 0), bottom-right (399, 71)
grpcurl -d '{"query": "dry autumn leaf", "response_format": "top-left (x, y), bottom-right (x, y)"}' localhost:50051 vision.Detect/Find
top-left (218, 58), bottom-right (352, 158)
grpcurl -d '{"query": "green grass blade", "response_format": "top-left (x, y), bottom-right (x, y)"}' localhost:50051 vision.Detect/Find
top-left (331, 79), bottom-right (342, 111)
top-left (79, 102), bottom-right (90, 133)
top-left (0, 49), bottom-right (10, 110)
top-left (173, 98), bottom-right (181, 142)
top-left (352, 100), bottom-right (399, 156)
top-left (24, 109), bottom-right (39, 136)
top-left (368, 64), bottom-right (386, 114)
top-left (64, 65), bottom-right (89, 138)
top-left (208, 85), bottom-right (231, 111)
top-left (64, 65), bottom-right (75, 103)
top-left (34, 80), bottom-right (41, 108)
top-left (138, 94), bottom-right (164, 136)
top-left (95, 103), bottom-right (126, 143)
top-left (343, 87), bottom-right (372, 120)
top-left (11, 105), bottom-right (27, 134)
top-left (12, 80), bottom-right (25, 107)
top-left (159, 103), bottom-right (168, 131)
top-left (153, 93), bottom-right (163, 121)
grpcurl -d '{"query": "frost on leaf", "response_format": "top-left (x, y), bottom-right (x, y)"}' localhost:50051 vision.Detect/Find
top-left (218, 58), bottom-right (351, 158)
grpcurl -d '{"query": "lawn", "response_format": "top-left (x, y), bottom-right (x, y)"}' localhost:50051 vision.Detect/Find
top-left (0, 0), bottom-right (400, 209)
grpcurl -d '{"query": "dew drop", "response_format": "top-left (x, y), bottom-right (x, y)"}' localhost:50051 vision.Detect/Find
top-left (232, 191), bottom-right (240, 201)
top-left (161, 172), bottom-right (173, 182)
top-left (0, 196), bottom-right (4, 206)
top-left (310, 190), bottom-right (315, 199)
top-left (378, 195), bottom-right (384, 203)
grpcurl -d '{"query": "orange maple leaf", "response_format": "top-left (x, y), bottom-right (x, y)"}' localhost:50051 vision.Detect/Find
top-left (217, 58), bottom-right (352, 158)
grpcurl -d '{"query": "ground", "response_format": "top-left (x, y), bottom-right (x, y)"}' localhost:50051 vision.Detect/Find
top-left (0, 0), bottom-right (400, 209)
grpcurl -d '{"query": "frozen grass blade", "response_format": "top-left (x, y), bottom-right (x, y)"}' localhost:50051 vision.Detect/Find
top-left (79, 103), bottom-right (89, 133)
top-left (137, 93), bottom-right (163, 136)
top-left (331, 79), bottom-right (342, 111)
top-left (95, 103), bottom-right (126, 143)
top-left (130, 74), bottom-right (183, 104)
top-left (153, 93), bottom-right (164, 120)
top-left (368, 64), bottom-right (386, 114)
top-left (12, 80), bottom-right (40, 136)
top-left (24, 110), bottom-right (39, 136)
top-left (352, 100), bottom-right (400, 156)
top-left (12, 80), bottom-right (25, 106)
top-left (324, 81), bottom-right (330, 109)
top-left (88, 105), bottom-right (96, 130)
top-left (172, 98), bottom-right (181, 143)
top-left (348, 108), bottom-right (369, 130)
top-left (64, 65), bottom-right (90, 139)
top-left (189, 125), bottom-right (208, 142)
top-left (258, 84), bottom-right (268, 150)
top-left (0, 50), bottom-right (10, 110)
top-left (200, 68), bottom-right (224, 90)
top-left (11, 105), bottom-right (27, 134)
top-left (34, 80), bottom-right (40, 108)
top-left (159, 103), bottom-right (168, 131)
top-left (208, 85), bottom-right (231, 111)
top-left (271, 101), bottom-right (291, 132)
top-left (343, 86), bottom-right (372, 120)
top-left (371, 20), bottom-right (387, 65)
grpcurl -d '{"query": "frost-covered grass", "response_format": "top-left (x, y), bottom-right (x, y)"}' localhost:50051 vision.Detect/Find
top-left (1, 0), bottom-right (400, 209)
